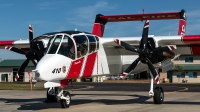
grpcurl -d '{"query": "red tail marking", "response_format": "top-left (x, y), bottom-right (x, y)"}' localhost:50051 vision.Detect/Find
top-left (178, 19), bottom-right (186, 36)
top-left (92, 23), bottom-right (104, 37)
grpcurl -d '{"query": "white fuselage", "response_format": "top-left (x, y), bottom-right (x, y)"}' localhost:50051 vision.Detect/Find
top-left (34, 35), bottom-right (159, 82)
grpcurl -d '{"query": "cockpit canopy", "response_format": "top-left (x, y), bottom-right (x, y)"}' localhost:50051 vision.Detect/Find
top-left (46, 31), bottom-right (99, 59)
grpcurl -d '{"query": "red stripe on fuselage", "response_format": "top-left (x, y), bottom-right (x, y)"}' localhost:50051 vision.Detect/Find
top-left (182, 35), bottom-right (200, 54)
top-left (60, 79), bottom-right (69, 87)
top-left (82, 52), bottom-right (97, 78)
top-left (66, 57), bottom-right (84, 79)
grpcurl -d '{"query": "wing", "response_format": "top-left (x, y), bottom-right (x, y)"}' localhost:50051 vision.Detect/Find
top-left (0, 40), bottom-right (30, 49)
top-left (102, 36), bottom-right (142, 55)
top-left (156, 35), bottom-right (200, 55)
top-left (0, 38), bottom-right (50, 50)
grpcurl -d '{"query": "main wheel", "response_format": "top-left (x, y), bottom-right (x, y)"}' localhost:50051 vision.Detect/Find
top-left (46, 88), bottom-right (58, 102)
top-left (60, 91), bottom-right (71, 108)
top-left (153, 86), bottom-right (164, 104)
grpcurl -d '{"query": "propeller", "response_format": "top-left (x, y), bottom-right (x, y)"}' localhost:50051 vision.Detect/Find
top-left (5, 25), bottom-right (45, 81)
top-left (115, 20), bottom-right (176, 84)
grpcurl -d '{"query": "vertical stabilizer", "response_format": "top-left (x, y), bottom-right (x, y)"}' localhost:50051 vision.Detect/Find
top-left (178, 9), bottom-right (187, 36)
top-left (92, 14), bottom-right (107, 37)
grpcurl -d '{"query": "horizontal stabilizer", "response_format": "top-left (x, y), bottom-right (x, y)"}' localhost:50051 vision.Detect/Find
top-left (99, 11), bottom-right (181, 22)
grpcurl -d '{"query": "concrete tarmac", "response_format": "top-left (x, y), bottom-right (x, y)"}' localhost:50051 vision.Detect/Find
top-left (0, 83), bottom-right (200, 112)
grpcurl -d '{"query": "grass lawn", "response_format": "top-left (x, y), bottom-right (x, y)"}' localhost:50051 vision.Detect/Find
top-left (0, 82), bottom-right (45, 90)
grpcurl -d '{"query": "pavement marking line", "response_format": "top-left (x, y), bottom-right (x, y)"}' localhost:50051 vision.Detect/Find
top-left (165, 87), bottom-right (188, 94)
top-left (68, 86), bottom-right (94, 91)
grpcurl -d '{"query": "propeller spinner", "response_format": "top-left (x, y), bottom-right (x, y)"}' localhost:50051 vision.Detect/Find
top-left (114, 20), bottom-right (176, 84)
top-left (5, 25), bottom-right (45, 81)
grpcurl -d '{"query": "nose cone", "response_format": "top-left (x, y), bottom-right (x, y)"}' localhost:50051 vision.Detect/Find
top-left (33, 54), bottom-right (72, 81)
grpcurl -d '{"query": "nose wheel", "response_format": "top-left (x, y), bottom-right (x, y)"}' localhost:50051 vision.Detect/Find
top-left (58, 90), bottom-right (71, 108)
top-left (153, 86), bottom-right (164, 104)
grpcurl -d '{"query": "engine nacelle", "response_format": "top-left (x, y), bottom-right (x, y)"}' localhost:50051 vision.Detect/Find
top-left (162, 51), bottom-right (175, 59)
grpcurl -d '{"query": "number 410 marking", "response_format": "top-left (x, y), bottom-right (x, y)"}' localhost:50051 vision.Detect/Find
top-left (52, 68), bottom-right (61, 74)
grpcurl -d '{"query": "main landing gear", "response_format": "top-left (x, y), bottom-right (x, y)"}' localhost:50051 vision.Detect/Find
top-left (149, 73), bottom-right (164, 104)
top-left (153, 86), bottom-right (164, 104)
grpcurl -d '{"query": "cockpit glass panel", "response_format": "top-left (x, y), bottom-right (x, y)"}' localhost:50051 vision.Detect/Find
top-left (47, 35), bottom-right (75, 59)
top-left (45, 36), bottom-right (54, 54)
top-left (47, 35), bottom-right (62, 54)
top-left (73, 35), bottom-right (88, 58)
top-left (57, 35), bottom-right (75, 59)
top-left (86, 35), bottom-right (96, 53)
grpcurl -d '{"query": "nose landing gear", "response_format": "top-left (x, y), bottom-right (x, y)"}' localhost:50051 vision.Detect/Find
top-left (57, 90), bottom-right (71, 108)
top-left (45, 87), bottom-right (58, 103)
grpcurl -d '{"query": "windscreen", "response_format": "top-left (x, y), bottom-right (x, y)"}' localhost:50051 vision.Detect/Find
top-left (47, 35), bottom-right (62, 54)
top-left (47, 34), bottom-right (75, 59)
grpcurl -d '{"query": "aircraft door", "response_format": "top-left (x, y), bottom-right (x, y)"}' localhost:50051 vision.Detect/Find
top-left (73, 35), bottom-right (89, 59)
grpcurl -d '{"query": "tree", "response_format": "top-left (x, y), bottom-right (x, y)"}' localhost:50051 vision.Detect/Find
top-left (171, 62), bottom-right (184, 82)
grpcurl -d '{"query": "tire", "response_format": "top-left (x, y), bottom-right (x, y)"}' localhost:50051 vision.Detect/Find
top-left (153, 87), bottom-right (164, 104)
top-left (60, 91), bottom-right (71, 108)
top-left (46, 88), bottom-right (58, 102)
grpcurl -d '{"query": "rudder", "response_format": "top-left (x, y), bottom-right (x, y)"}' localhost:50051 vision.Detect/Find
top-left (178, 9), bottom-right (187, 36)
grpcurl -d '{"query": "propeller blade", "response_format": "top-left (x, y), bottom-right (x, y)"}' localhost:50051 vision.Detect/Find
top-left (146, 58), bottom-right (160, 84)
top-left (152, 45), bottom-right (177, 53)
top-left (29, 25), bottom-right (34, 48)
top-left (5, 46), bottom-right (26, 55)
top-left (122, 57), bottom-right (141, 76)
top-left (139, 20), bottom-right (149, 49)
top-left (114, 39), bottom-right (138, 52)
top-left (31, 59), bottom-right (37, 67)
top-left (18, 59), bottom-right (30, 76)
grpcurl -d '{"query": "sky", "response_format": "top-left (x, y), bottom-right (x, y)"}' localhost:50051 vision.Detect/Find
top-left (0, 0), bottom-right (200, 60)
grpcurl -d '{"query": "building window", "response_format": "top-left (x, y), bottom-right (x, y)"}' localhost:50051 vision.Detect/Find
top-left (176, 72), bottom-right (185, 78)
top-left (188, 72), bottom-right (197, 78)
top-left (185, 57), bottom-right (193, 62)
